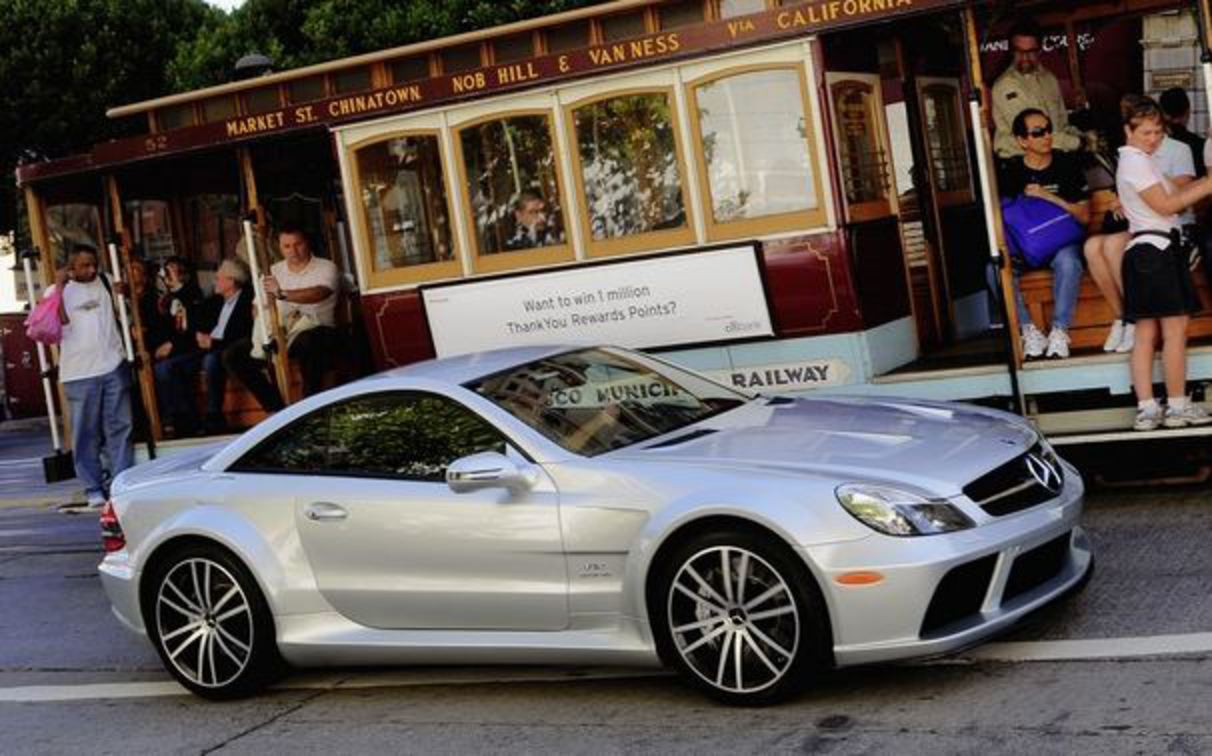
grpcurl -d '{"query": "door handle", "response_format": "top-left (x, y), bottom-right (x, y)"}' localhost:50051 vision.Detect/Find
top-left (304, 501), bottom-right (348, 522)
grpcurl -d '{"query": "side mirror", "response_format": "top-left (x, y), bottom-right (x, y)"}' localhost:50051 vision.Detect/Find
top-left (446, 451), bottom-right (536, 494)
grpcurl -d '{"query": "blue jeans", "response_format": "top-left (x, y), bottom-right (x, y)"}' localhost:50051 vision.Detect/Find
top-left (202, 351), bottom-right (226, 418)
top-left (1014, 242), bottom-right (1083, 330)
top-left (154, 352), bottom-right (203, 434)
top-left (62, 363), bottom-right (134, 498)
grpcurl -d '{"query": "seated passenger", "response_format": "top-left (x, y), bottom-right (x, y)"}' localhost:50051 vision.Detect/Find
top-left (998, 108), bottom-right (1087, 359)
top-left (151, 256), bottom-right (205, 436)
top-left (504, 191), bottom-right (562, 250)
top-left (194, 259), bottom-right (254, 433)
top-left (223, 225), bottom-right (341, 411)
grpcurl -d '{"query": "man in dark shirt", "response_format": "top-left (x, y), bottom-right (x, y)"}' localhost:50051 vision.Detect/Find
top-left (194, 259), bottom-right (254, 433)
top-left (998, 108), bottom-right (1089, 359)
top-left (1160, 87), bottom-right (1206, 178)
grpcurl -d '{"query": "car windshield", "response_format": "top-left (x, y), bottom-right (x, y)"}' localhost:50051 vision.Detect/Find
top-left (466, 348), bottom-right (748, 455)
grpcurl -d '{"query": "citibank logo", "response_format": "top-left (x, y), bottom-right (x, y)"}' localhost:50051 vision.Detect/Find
top-left (1025, 454), bottom-right (1062, 494)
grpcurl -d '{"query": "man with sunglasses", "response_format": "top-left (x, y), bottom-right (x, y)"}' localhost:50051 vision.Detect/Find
top-left (999, 108), bottom-right (1090, 359)
top-left (993, 18), bottom-right (1083, 159)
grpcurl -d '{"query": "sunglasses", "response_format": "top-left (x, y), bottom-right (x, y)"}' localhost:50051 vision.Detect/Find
top-left (1026, 126), bottom-right (1053, 138)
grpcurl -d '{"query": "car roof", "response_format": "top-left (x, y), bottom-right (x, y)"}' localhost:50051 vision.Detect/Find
top-left (367, 344), bottom-right (586, 386)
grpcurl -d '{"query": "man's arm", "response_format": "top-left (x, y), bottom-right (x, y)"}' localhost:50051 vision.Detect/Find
top-left (1045, 74), bottom-right (1082, 152)
top-left (990, 78), bottom-right (1021, 158)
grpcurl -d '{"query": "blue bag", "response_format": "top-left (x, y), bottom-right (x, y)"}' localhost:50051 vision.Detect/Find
top-left (1000, 196), bottom-right (1085, 268)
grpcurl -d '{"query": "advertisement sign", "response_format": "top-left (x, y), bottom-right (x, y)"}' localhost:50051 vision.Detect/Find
top-left (422, 246), bottom-right (773, 357)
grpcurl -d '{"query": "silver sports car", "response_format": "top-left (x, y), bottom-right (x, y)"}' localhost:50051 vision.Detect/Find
top-left (99, 345), bottom-right (1091, 704)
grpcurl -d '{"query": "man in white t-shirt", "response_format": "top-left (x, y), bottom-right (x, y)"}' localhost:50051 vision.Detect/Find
top-left (223, 225), bottom-right (342, 411)
top-left (54, 245), bottom-right (133, 508)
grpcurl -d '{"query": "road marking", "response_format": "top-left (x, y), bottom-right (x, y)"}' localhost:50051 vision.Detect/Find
top-left (3, 632), bottom-right (1212, 703)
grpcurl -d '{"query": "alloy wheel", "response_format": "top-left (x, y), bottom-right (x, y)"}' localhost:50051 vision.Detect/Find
top-left (666, 545), bottom-right (801, 694)
top-left (155, 557), bottom-right (254, 689)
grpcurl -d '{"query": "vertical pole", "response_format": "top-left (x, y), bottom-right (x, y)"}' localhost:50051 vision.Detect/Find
top-left (1196, 0), bottom-right (1212, 126)
top-left (963, 6), bottom-right (1025, 415)
top-left (21, 255), bottom-right (62, 452)
top-left (105, 175), bottom-right (163, 443)
top-left (23, 185), bottom-right (72, 450)
top-left (105, 243), bottom-right (135, 362)
top-left (237, 147), bottom-right (293, 405)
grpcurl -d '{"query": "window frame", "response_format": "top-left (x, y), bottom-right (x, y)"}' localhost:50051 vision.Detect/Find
top-left (915, 76), bottom-right (975, 208)
top-left (562, 86), bottom-right (697, 258)
top-left (347, 128), bottom-right (465, 289)
top-left (685, 62), bottom-right (829, 242)
top-left (451, 107), bottom-right (576, 274)
top-left (825, 71), bottom-right (897, 223)
top-left (228, 389), bottom-right (521, 481)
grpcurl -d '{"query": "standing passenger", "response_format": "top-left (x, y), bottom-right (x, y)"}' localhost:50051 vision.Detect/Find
top-left (1116, 96), bottom-right (1212, 431)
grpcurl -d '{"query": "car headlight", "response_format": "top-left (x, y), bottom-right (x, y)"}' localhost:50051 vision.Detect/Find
top-left (835, 483), bottom-right (974, 537)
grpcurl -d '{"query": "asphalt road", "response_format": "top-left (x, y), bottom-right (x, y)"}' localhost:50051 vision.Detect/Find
top-left (2, 422), bottom-right (1212, 754)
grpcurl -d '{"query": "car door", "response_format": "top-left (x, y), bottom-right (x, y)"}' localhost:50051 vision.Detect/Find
top-left (237, 390), bottom-right (569, 631)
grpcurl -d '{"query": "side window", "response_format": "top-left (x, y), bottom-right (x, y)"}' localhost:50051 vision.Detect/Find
top-left (325, 393), bottom-right (508, 481)
top-left (233, 409), bottom-right (333, 472)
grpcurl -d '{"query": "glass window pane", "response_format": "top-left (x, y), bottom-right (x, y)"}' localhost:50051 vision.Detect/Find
top-left (921, 84), bottom-right (971, 194)
top-left (333, 68), bottom-right (372, 94)
top-left (442, 44), bottom-right (482, 74)
top-left (600, 12), bottom-right (647, 42)
top-left (325, 393), bottom-right (507, 480)
top-left (158, 104), bottom-right (195, 130)
top-left (355, 135), bottom-right (455, 272)
top-left (719, 0), bottom-right (766, 17)
top-left (125, 200), bottom-right (176, 259)
top-left (696, 69), bottom-right (817, 222)
top-left (187, 194), bottom-right (241, 267)
top-left (659, 0), bottom-right (703, 30)
top-left (494, 32), bottom-right (533, 64)
top-left (45, 204), bottom-right (103, 269)
top-left (288, 77), bottom-right (327, 104)
top-left (460, 116), bottom-right (566, 255)
top-left (202, 97), bottom-right (237, 123)
top-left (235, 408), bottom-right (331, 472)
top-left (546, 22), bottom-right (590, 53)
top-left (572, 93), bottom-right (687, 241)
top-left (246, 87), bottom-right (281, 115)
top-left (831, 80), bottom-right (889, 205)
top-left (391, 56), bottom-right (430, 83)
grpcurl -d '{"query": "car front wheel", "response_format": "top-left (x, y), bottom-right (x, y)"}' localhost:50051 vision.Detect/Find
top-left (144, 544), bottom-right (281, 699)
top-left (652, 530), bottom-right (831, 705)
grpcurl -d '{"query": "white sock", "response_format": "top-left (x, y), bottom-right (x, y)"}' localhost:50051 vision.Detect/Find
top-left (1168, 396), bottom-right (1189, 411)
top-left (1138, 399), bottom-right (1160, 412)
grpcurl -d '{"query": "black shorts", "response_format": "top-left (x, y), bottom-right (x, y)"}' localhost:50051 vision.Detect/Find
top-left (1121, 234), bottom-right (1201, 321)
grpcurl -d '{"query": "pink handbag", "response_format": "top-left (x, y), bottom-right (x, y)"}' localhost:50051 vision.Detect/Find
top-left (24, 286), bottom-right (63, 345)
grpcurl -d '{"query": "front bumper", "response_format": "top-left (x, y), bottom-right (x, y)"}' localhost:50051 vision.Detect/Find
top-left (808, 469), bottom-right (1090, 667)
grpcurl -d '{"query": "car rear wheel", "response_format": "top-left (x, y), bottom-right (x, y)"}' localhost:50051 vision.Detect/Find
top-left (145, 544), bottom-right (281, 699)
top-left (652, 530), bottom-right (830, 705)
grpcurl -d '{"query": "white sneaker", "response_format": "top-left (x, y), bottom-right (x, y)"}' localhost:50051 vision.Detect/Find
top-left (1163, 402), bottom-right (1212, 428)
top-left (1102, 320), bottom-right (1124, 352)
top-left (86, 492), bottom-right (106, 509)
top-left (1115, 323), bottom-right (1135, 353)
top-left (1134, 404), bottom-right (1163, 431)
top-left (1021, 324), bottom-right (1047, 359)
top-left (1045, 327), bottom-right (1071, 359)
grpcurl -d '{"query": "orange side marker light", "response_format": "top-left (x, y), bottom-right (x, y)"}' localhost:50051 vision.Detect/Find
top-left (835, 571), bottom-right (884, 586)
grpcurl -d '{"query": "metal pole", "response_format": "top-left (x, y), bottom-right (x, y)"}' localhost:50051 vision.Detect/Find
top-left (21, 255), bottom-right (62, 451)
top-left (105, 242), bottom-right (135, 363)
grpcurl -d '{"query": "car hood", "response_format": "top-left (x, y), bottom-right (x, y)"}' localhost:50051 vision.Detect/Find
top-left (612, 396), bottom-right (1037, 495)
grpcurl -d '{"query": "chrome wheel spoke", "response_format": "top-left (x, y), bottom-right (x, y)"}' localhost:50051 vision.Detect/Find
top-left (679, 623), bottom-right (729, 655)
top-left (211, 586), bottom-right (239, 614)
top-left (673, 614), bottom-right (727, 634)
top-left (216, 603), bottom-right (249, 624)
top-left (747, 622), bottom-right (793, 660)
top-left (216, 624), bottom-right (251, 655)
top-left (733, 627), bottom-right (744, 690)
top-left (743, 631), bottom-right (782, 677)
top-left (159, 595), bottom-right (199, 620)
top-left (190, 561), bottom-right (204, 611)
top-left (684, 565), bottom-right (730, 609)
top-left (742, 584), bottom-right (783, 611)
top-left (674, 582), bottom-right (725, 615)
top-left (748, 604), bottom-right (795, 623)
top-left (195, 629), bottom-right (206, 683)
top-left (165, 580), bottom-right (203, 615)
top-left (201, 562), bottom-right (213, 612)
top-left (206, 634), bottom-right (218, 686)
top-left (714, 629), bottom-right (734, 686)
top-left (720, 548), bottom-right (734, 604)
top-left (168, 626), bottom-right (206, 661)
top-left (161, 620), bottom-right (204, 643)
top-left (735, 552), bottom-right (750, 606)
top-left (213, 626), bottom-right (246, 666)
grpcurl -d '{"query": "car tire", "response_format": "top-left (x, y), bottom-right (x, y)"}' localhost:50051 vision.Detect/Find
top-left (144, 543), bottom-right (283, 699)
top-left (650, 529), bottom-right (831, 705)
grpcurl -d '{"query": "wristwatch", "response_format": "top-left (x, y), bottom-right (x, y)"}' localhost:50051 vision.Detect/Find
top-left (276, 291), bottom-right (288, 301)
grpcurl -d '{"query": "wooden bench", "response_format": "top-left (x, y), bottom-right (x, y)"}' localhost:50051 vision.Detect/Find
top-left (1019, 268), bottom-right (1212, 351)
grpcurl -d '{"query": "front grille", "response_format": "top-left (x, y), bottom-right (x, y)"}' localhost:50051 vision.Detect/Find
top-left (1003, 532), bottom-right (1071, 602)
top-left (919, 554), bottom-right (998, 637)
top-left (963, 443), bottom-right (1064, 517)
